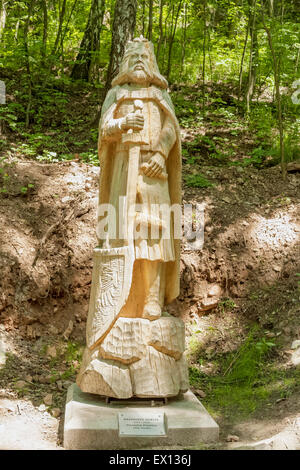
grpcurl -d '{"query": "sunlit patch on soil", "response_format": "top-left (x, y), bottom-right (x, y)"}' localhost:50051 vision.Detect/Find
top-left (251, 212), bottom-right (300, 250)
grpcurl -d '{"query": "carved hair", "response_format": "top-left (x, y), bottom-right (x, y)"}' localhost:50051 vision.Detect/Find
top-left (112, 36), bottom-right (168, 89)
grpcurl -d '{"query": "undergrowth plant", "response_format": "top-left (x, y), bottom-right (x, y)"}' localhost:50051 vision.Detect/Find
top-left (189, 325), bottom-right (300, 421)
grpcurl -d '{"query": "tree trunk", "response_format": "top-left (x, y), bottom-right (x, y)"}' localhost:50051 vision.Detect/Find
top-left (147, 0), bottom-right (153, 42)
top-left (52, 0), bottom-right (67, 56)
top-left (245, 0), bottom-right (258, 113)
top-left (261, 4), bottom-right (286, 180)
top-left (71, 0), bottom-right (106, 80)
top-left (238, 12), bottom-right (250, 99)
top-left (0, 0), bottom-right (8, 40)
top-left (103, 0), bottom-right (137, 96)
top-left (166, 0), bottom-right (182, 81)
top-left (180, 2), bottom-right (187, 76)
top-left (141, 0), bottom-right (145, 36)
top-left (61, 0), bottom-right (79, 46)
top-left (24, 0), bottom-right (35, 128)
top-left (202, 0), bottom-right (207, 114)
top-left (41, 0), bottom-right (48, 66)
top-left (156, 0), bottom-right (164, 61)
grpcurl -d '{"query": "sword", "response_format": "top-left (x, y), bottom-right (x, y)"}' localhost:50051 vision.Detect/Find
top-left (86, 99), bottom-right (148, 349)
top-left (122, 99), bottom-right (148, 244)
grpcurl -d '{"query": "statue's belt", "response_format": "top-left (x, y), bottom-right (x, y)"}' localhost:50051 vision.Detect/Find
top-left (115, 85), bottom-right (164, 103)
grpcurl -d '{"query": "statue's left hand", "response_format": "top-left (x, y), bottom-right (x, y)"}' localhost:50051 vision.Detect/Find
top-left (142, 153), bottom-right (165, 178)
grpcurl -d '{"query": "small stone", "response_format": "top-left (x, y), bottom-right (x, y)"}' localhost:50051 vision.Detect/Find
top-left (49, 325), bottom-right (59, 335)
top-left (51, 408), bottom-right (61, 418)
top-left (56, 380), bottom-right (63, 391)
top-left (222, 197), bottom-right (231, 204)
top-left (62, 380), bottom-right (73, 389)
top-left (291, 349), bottom-right (300, 367)
top-left (273, 265), bottom-right (281, 272)
top-left (199, 298), bottom-right (219, 311)
top-left (194, 389), bottom-right (206, 398)
top-left (63, 320), bottom-right (74, 340)
top-left (291, 340), bottom-right (300, 350)
top-left (38, 404), bottom-right (46, 412)
top-left (226, 434), bottom-right (240, 442)
top-left (47, 345), bottom-right (57, 358)
top-left (43, 394), bottom-right (53, 406)
top-left (25, 375), bottom-right (33, 383)
top-left (15, 380), bottom-right (26, 389)
top-left (208, 284), bottom-right (221, 298)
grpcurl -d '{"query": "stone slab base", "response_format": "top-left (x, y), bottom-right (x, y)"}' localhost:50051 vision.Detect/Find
top-left (64, 384), bottom-right (219, 450)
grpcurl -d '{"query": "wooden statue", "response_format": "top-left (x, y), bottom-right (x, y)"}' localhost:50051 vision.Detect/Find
top-left (77, 37), bottom-right (189, 398)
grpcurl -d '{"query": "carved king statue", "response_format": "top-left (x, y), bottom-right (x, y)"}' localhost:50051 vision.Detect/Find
top-left (77, 37), bottom-right (189, 398)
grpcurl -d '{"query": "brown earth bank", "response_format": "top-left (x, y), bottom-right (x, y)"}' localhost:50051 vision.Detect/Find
top-left (0, 158), bottom-right (299, 340)
top-left (0, 155), bottom-right (299, 449)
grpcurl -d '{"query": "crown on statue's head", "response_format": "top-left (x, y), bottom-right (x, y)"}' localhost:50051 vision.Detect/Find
top-left (112, 36), bottom-right (168, 89)
top-left (130, 35), bottom-right (148, 43)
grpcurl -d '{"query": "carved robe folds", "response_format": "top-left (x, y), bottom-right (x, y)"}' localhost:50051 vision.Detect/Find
top-left (76, 38), bottom-right (188, 398)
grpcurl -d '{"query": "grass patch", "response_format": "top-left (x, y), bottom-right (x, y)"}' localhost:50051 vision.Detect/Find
top-left (189, 325), bottom-right (300, 422)
top-left (184, 173), bottom-right (214, 188)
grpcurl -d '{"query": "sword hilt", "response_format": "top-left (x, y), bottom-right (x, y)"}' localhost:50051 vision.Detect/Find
top-left (121, 99), bottom-right (148, 146)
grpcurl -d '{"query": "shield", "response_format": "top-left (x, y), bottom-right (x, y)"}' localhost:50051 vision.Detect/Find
top-left (86, 244), bottom-right (135, 348)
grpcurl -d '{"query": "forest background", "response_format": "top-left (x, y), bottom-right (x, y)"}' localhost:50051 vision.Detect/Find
top-left (0, 0), bottom-right (299, 172)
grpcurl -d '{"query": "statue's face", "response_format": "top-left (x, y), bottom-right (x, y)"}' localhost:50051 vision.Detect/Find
top-left (126, 44), bottom-right (152, 83)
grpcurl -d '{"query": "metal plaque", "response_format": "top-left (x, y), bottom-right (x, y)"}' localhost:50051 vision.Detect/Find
top-left (118, 411), bottom-right (166, 436)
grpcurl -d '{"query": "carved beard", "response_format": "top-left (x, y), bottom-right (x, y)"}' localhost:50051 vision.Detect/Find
top-left (127, 64), bottom-right (152, 84)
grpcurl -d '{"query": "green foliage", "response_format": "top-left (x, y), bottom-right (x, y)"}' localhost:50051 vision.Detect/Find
top-left (218, 298), bottom-right (237, 312)
top-left (184, 173), bottom-right (214, 188)
top-left (189, 326), bottom-right (299, 420)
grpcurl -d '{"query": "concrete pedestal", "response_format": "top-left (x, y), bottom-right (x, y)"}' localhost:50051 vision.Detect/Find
top-left (63, 384), bottom-right (219, 450)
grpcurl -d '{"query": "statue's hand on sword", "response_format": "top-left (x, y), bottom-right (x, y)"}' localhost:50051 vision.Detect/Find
top-left (121, 112), bottom-right (144, 132)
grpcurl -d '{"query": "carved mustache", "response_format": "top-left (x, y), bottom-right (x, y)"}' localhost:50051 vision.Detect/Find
top-left (134, 61), bottom-right (146, 69)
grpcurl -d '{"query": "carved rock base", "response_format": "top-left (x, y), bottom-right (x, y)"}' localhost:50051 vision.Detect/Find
top-left (77, 314), bottom-right (189, 398)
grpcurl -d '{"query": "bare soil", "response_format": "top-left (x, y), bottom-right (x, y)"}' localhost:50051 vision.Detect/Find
top-left (0, 154), bottom-right (299, 450)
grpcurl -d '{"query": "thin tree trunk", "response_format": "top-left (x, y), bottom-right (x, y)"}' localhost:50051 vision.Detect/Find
top-left (166, 0), bottom-right (183, 81)
top-left (295, 47), bottom-right (300, 75)
top-left (103, 0), bottom-right (137, 97)
top-left (238, 13), bottom-right (250, 99)
top-left (245, 0), bottom-right (258, 113)
top-left (41, 0), bottom-right (48, 67)
top-left (0, 1), bottom-right (7, 40)
top-left (24, 0), bottom-right (35, 128)
top-left (180, 2), bottom-right (187, 76)
top-left (202, 0), bottom-right (207, 113)
top-left (156, 0), bottom-right (164, 60)
top-left (61, 0), bottom-right (79, 46)
top-left (261, 4), bottom-right (286, 180)
top-left (71, 0), bottom-right (106, 80)
top-left (141, 0), bottom-right (145, 36)
top-left (52, 0), bottom-right (67, 55)
top-left (147, 0), bottom-right (153, 41)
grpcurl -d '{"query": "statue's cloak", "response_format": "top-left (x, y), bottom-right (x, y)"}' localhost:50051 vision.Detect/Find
top-left (97, 84), bottom-right (182, 304)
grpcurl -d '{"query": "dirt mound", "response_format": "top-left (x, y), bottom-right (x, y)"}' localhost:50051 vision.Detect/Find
top-left (0, 158), bottom-right (299, 345)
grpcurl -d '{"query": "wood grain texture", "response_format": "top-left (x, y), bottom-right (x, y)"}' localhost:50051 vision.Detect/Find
top-left (76, 348), bottom-right (132, 398)
top-left (177, 354), bottom-right (189, 393)
top-left (149, 315), bottom-right (185, 359)
top-left (129, 345), bottom-right (181, 397)
top-left (99, 317), bottom-right (150, 364)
